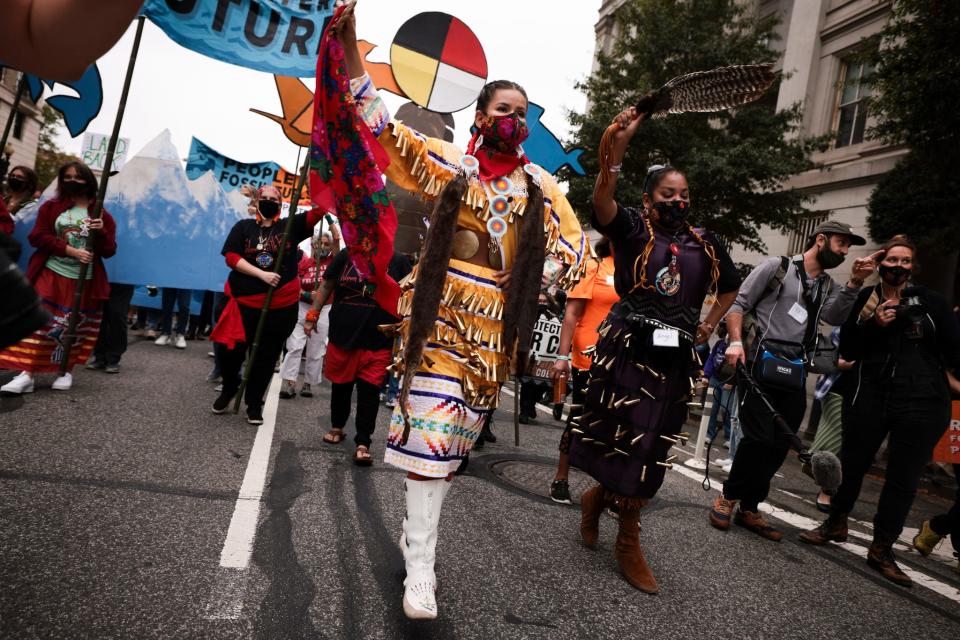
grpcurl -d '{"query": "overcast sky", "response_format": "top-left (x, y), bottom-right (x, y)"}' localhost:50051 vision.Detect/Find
top-left (53, 1), bottom-right (600, 172)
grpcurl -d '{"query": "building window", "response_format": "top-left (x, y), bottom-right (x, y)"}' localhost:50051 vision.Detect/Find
top-left (12, 111), bottom-right (25, 140)
top-left (788, 212), bottom-right (829, 255)
top-left (834, 58), bottom-right (874, 148)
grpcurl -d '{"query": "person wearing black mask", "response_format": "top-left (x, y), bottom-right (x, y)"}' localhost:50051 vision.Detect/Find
top-left (709, 220), bottom-right (881, 541)
top-left (0, 161), bottom-right (116, 393)
top-left (4, 166), bottom-right (40, 218)
top-left (209, 185), bottom-right (324, 425)
top-left (569, 107), bottom-right (743, 593)
top-left (800, 235), bottom-right (960, 587)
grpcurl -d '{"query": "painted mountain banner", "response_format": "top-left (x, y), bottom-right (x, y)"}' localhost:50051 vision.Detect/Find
top-left (144, 0), bottom-right (335, 76)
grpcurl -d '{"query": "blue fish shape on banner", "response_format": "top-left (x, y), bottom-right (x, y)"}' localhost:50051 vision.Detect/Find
top-left (144, 0), bottom-right (334, 77)
top-left (523, 103), bottom-right (586, 176)
top-left (23, 64), bottom-right (104, 138)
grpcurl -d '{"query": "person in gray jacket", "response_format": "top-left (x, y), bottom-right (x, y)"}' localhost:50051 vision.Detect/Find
top-left (708, 220), bottom-right (882, 540)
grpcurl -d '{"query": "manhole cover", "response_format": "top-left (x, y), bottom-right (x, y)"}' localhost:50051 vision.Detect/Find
top-left (490, 459), bottom-right (596, 504)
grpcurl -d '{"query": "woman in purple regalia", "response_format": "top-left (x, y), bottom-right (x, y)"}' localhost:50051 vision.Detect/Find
top-left (569, 107), bottom-right (742, 593)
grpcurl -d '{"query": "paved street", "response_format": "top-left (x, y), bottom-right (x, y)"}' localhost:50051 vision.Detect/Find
top-left (1, 337), bottom-right (958, 639)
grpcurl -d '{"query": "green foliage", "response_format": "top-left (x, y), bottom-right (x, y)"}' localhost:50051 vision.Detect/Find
top-left (867, 152), bottom-right (959, 248)
top-left (867, 0), bottom-right (960, 155)
top-left (563, 0), bottom-right (824, 254)
top-left (35, 104), bottom-right (78, 191)
top-left (866, 0), bottom-right (960, 254)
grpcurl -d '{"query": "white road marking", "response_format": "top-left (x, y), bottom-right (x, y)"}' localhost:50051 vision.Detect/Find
top-left (218, 373), bottom-right (282, 569)
top-left (670, 462), bottom-right (960, 604)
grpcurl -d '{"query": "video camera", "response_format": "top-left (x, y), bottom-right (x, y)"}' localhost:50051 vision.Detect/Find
top-left (896, 286), bottom-right (925, 322)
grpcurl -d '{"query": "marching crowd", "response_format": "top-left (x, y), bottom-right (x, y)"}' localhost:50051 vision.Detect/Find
top-left (1, 1), bottom-right (958, 625)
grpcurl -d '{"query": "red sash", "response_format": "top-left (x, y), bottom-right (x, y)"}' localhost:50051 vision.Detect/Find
top-left (210, 278), bottom-right (301, 349)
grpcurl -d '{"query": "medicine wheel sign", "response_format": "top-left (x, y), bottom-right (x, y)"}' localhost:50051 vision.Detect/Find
top-left (390, 12), bottom-right (489, 113)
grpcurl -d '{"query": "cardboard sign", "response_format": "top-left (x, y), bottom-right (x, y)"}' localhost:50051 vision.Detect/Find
top-left (932, 401), bottom-right (960, 464)
top-left (81, 132), bottom-right (129, 172)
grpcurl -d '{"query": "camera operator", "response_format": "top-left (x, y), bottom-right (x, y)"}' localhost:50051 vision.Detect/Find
top-left (709, 221), bottom-right (879, 540)
top-left (800, 235), bottom-right (960, 587)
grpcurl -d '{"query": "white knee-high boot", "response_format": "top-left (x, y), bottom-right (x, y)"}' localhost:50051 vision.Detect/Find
top-left (400, 477), bottom-right (450, 620)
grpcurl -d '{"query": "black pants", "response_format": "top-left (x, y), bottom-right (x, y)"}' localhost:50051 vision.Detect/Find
top-left (219, 303), bottom-right (298, 410)
top-left (558, 367), bottom-right (589, 454)
top-left (723, 378), bottom-right (807, 511)
top-left (93, 284), bottom-right (135, 365)
top-left (330, 380), bottom-right (380, 447)
top-left (831, 375), bottom-right (950, 539)
top-left (520, 380), bottom-right (548, 417)
top-left (930, 464), bottom-right (960, 554)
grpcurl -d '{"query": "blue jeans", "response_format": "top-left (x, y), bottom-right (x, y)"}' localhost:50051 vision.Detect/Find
top-left (706, 376), bottom-right (736, 442)
top-left (160, 288), bottom-right (192, 335)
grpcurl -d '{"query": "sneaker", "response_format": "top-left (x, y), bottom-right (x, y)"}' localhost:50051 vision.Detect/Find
top-left (550, 479), bottom-right (573, 505)
top-left (145, 328), bottom-right (158, 339)
top-left (212, 388), bottom-right (236, 414)
top-left (723, 440), bottom-right (730, 449)
top-left (207, 351), bottom-right (215, 358)
top-left (154, 334), bottom-right (170, 346)
top-left (1, 372), bottom-right (34, 394)
top-left (104, 364), bottom-right (120, 374)
top-left (247, 406), bottom-right (264, 425)
top-left (299, 383), bottom-right (313, 398)
top-left (206, 371), bottom-right (221, 383)
top-left (711, 457), bottom-right (731, 467)
top-left (215, 383), bottom-right (223, 393)
top-left (912, 520), bottom-right (944, 557)
top-left (86, 360), bottom-right (106, 371)
top-left (279, 382), bottom-right (296, 399)
top-left (721, 462), bottom-right (733, 473)
top-left (709, 494), bottom-right (737, 530)
top-left (52, 372), bottom-right (73, 391)
top-left (383, 394), bottom-right (396, 407)
top-left (734, 508), bottom-right (783, 542)
top-left (174, 334), bottom-right (187, 349)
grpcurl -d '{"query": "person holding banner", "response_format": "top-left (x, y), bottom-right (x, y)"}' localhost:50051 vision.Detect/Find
top-left (0, 161), bottom-right (116, 393)
top-left (279, 228), bottom-right (338, 399)
top-left (209, 185), bottom-right (323, 425)
top-left (800, 235), bottom-right (960, 587)
top-left (319, 6), bottom-right (588, 620)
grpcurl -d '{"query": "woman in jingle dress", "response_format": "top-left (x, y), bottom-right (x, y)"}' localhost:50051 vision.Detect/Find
top-left (330, 11), bottom-right (589, 620)
top-left (569, 108), bottom-right (741, 594)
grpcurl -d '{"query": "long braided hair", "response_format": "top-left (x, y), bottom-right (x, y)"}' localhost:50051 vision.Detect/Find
top-left (630, 165), bottom-right (720, 295)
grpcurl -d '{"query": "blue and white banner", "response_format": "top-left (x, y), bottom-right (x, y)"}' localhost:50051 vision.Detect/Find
top-left (186, 137), bottom-right (281, 192)
top-left (144, 0), bottom-right (334, 77)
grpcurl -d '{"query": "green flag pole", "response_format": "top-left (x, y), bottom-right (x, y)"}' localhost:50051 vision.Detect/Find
top-left (232, 159), bottom-right (310, 413)
top-left (58, 17), bottom-right (145, 375)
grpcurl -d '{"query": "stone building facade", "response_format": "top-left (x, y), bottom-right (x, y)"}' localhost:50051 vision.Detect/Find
top-left (592, 0), bottom-right (902, 285)
top-left (0, 68), bottom-right (42, 175)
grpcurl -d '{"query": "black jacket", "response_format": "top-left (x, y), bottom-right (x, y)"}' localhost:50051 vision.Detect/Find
top-left (840, 284), bottom-right (960, 383)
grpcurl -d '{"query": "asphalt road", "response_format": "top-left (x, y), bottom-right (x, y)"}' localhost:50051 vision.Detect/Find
top-left (1, 336), bottom-right (958, 639)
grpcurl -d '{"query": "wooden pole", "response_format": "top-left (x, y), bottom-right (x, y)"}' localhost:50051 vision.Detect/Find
top-left (232, 161), bottom-right (310, 413)
top-left (58, 17), bottom-right (145, 375)
top-left (0, 73), bottom-right (27, 175)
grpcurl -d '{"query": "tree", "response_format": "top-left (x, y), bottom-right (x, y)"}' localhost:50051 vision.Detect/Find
top-left (866, 0), bottom-right (960, 256)
top-left (35, 104), bottom-right (78, 191)
top-left (562, 0), bottom-right (824, 254)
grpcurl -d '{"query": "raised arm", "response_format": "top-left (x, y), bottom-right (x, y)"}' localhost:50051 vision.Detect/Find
top-left (593, 107), bottom-right (646, 227)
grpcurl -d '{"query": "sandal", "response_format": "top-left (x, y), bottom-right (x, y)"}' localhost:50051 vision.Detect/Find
top-left (323, 428), bottom-right (346, 444)
top-left (353, 446), bottom-right (373, 466)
